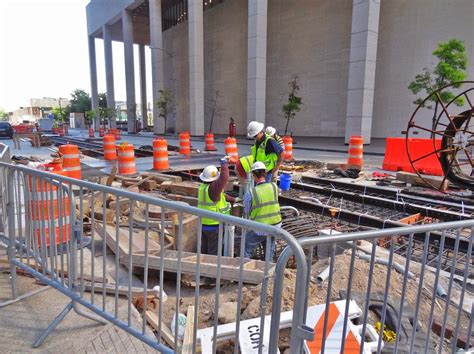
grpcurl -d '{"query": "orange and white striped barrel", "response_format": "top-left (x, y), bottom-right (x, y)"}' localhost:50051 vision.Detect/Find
top-left (204, 133), bottom-right (217, 151)
top-left (179, 132), bottom-right (191, 155)
top-left (347, 136), bottom-right (364, 168)
top-left (58, 144), bottom-right (81, 179)
top-left (117, 143), bottom-right (137, 175)
top-left (153, 138), bottom-right (169, 170)
top-left (89, 128), bottom-right (94, 138)
top-left (114, 129), bottom-right (121, 140)
top-left (224, 137), bottom-right (238, 159)
top-left (283, 136), bottom-right (293, 161)
top-left (103, 134), bottom-right (117, 160)
top-left (28, 170), bottom-right (71, 247)
top-left (99, 127), bottom-right (105, 137)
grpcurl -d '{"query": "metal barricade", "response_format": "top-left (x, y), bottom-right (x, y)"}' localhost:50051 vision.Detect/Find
top-left (0, 162), bottom-right (308, 352)
top-left (269, 220), bottom-right (474, 353)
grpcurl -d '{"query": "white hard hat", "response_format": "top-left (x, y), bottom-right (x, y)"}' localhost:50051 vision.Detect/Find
top-left (251, 161), bottom-right (266, 172)
top-left (247, 121), bottom-right (264, 138)
top-left (199, 165), bottom-right (220, 182)
top-left (265, 126), bottom-right (276, 136)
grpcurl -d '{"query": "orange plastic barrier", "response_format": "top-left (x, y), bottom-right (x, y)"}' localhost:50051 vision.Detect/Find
top-left (99, 127), bottom-right (105, 137)
top-left (103, 134), bottom-right (117, 160)
top-left (114, 129), bottom-right (121, 140)
top-left (205, 133), bottom-right (217, 151)
top-left (89, 128), bottom-right (94, 138)
top-left (153, 138), bottom-right (169, 170)
top-left (58, 144), bottom-right (82, 179)
top-left (118, 143), bottom-right (137, 175)
top-left (28, 169), bottom-right (71, 247)
top-left (382, 137), bottom-right (443, 176)
top-left (224, 137), bottom-right (238, 160)
top-left (179, 132), bottom-right (191, 155)
top-left (347, 136), bottom-right (364, 168)
top-left (283, 136), bottom-right (293, 161)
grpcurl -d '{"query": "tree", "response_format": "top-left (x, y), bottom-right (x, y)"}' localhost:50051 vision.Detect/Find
top-left (408, 38), bottom-right (468, 133)
top-left (156, 89), bottom-right (174, 134)
top-left (0, 108), bottom-right (8, 121)
top-left (206, 90), bottom-right (225, 133)
top-left (51, 106), bottom-right (69, 123)
top-left (282, 76), bottom-right (303, 136)
top-left (69, 89), bottom-right (92, 113)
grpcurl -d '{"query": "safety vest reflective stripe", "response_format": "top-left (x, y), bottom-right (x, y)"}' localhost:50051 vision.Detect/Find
top-left (62, 154), bottom-right (79, 159)
top-left (198, 184), bottom-right (230, 225)
top-left (251, 134), bottom-right (278, 172)
top-left (250, 182), bottom-right (281, 225)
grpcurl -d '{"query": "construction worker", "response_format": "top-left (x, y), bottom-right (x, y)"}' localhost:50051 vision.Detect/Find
top-left (247, 121), bottom-right (284, 182)
top-left (198, 158), bottom-right (236, 255)
top-left (243, 161), bottom-right (282, 259)
top-left (265, 126), bottom-right (285, 149)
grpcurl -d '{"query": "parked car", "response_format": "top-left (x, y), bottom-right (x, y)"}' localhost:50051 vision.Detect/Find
top-left (0, 122), bottom-right (14, 138)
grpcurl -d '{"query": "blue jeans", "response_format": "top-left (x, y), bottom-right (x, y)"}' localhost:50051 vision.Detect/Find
top-left (244, 230), bottom-right (276, 260)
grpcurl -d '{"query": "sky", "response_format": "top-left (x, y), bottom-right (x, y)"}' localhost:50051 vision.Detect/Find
top-left (0, 0), bottom-right (151, 112)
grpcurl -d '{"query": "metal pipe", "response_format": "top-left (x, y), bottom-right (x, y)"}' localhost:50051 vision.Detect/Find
top-left (357, 253), bottom-right (415, 279)
top-left (280, 206), bottom-right (300, 217)
top-left (436, 284), bottom-right (447, 299)
top-left (316, 266), bottom-right (330, 283)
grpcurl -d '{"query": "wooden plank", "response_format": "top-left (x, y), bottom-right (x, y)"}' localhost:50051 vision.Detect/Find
top-left (132, 251), bottom-right (271, 285)
top-left (160, 181), bottom-right (200, 197)
top-left (396, 171), bottom-right (448, 191)
top-left (182, 305), bottom-right (195, 354)
top-left (106, 166), bottom-right (118, 186)
top-left (141, 172), bottom-right (182, 183)
top-left (83, 281), bottom-right (153, 298)
top-left (145, 310), bottom-right (176, 349)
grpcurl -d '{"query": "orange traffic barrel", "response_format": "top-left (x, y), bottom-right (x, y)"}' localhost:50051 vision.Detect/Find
top-left (103, 134), bottom-right (117, 160)
top-left (347, 136), bottom-right (364, 168)
top-left (153, 138), bottom-right (169, 170)
top-left (99, 127), bottom-right (105, 137)
top-left (114, 129), bottom-right (121, 140)
top-left (224, 137), bottom-right (238, 159)
top-left (205, 133), bottom-right (217, 151)
top-left (28, 169), bottom-right (71, 247)
top-left (283, 136), bottom-right (293, 161)
top-left (58, 144), bottom-right (81, 179)
top-left (179, 132), bottom-right (191, 155)
top-left (89, 128), bottom-right (94, 138)
top-left (117, 143), bottom-right (137, 175)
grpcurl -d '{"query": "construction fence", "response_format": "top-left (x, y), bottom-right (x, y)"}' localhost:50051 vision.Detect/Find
top-left (0, 150), bottom-right (473, 353)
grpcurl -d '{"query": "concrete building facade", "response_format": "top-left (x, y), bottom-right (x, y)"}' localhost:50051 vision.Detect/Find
top-left (86, 0), bottom-right (474, 143)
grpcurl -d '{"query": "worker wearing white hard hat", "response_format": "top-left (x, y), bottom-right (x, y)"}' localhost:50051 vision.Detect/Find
top-left (198, 158), bottom-right (237, 255)
top-left (242, 161), bottom-right (282, 260)
top-left (243, 121), bottom-right (284, 183)
top-left (265, 126), bottom-right (284, 149)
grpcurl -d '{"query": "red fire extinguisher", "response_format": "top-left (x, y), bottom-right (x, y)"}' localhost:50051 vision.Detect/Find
top-left (229, 117), bottom-right (236, 137)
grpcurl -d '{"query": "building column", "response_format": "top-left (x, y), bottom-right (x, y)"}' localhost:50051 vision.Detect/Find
top-left (139, 44), bottom-right (148, 130)
top-left (188, 0), bottom-right (204, 136)
top-left (87, 36), bottom-right (99, 130)
top-left (149, 0), bottom-right (164, 134)
top-left (122, 9), bottom-right (137, 133)
top-left (344, 0), bottom-right (380, 144)
top-left (247, 0), bottom-right (267, 126)
top-left (103, 24), bottom-right (116, 128)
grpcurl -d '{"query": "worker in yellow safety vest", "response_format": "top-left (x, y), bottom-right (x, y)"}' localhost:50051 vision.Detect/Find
top-left (236, 121), bottom-right (285, 183)
top-left (197, 158), bottom-right (237, 255)
top-left (265, 126), bottom-right (285, 149)
top-left (243, 161), bottom-right (282, 259)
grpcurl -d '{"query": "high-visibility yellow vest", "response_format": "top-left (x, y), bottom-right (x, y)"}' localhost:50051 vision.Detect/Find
top-left (251, 134), bottom-right (278, 172)
top-left (198, 183), bottom-right (230, 225)
top-left (250, 182), bottom-right (281, 225)
top-left (239, 155), bottom-right (254, 174)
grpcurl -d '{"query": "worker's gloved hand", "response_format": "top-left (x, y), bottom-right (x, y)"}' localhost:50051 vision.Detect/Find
top-left (220, 157), bottom-right (228, 165)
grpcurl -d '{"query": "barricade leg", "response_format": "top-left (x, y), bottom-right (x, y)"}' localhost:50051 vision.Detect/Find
top-left (33, 301), bottom-right (74, 348)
